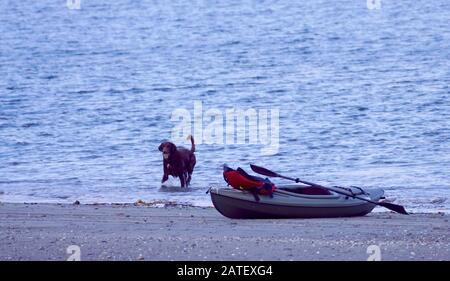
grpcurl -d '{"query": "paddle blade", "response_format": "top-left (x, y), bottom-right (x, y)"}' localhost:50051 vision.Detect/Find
top-left (250, 164), bottom-right (280, 178)
top-left (378, 202), bottom-right (409, 215)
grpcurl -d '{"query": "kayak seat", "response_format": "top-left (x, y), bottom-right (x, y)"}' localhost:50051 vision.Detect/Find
top-left (279, 187), bottom-right (332, 196)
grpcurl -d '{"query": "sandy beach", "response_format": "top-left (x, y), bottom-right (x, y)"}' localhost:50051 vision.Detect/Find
top-left (0, 202), bottom-right (449, 261)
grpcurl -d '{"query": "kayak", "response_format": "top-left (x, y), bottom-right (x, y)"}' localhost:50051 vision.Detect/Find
top-left (209, 185), bottom-right (385, 219)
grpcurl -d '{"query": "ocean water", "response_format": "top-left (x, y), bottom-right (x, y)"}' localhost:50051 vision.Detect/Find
top-left (1, 0), bottom-right (449, 213)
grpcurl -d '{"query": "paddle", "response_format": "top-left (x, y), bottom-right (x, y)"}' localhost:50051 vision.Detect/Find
top-left (250, 164), bottom-right (408, 215)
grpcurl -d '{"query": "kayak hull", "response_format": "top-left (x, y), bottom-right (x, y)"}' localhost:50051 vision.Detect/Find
top-left (210, 185), bottom-right (384, 219)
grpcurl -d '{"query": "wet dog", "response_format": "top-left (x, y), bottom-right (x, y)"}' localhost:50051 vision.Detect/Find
top-left (158, 135), bottom-right (196, 188)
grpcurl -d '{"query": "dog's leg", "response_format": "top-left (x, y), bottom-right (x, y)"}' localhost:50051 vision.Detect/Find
top-left (186, 172), bottom-right (192, 187)
top-left (187, 174), bottom-right (191, 186)
top-left (162, 173), bottom-right (169, 183)
top-left (187, 155), bottom-right (195, 187)
top-left (180, 173), bottom-right (186, 188)
top-left (162, 162), bottom-right (169, 183)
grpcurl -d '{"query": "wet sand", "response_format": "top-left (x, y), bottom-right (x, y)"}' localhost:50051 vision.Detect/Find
top-left (0, 202), bottom-right (449, 261)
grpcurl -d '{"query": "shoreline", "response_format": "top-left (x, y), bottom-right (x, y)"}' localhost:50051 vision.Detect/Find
top-left (0, 202), bottom-right (449, 261)
top-left (1, 199), bottom-right (448, 215)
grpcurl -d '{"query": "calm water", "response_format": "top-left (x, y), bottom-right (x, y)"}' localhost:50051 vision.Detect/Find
top-left (1, 0), bottom-right (449, 212)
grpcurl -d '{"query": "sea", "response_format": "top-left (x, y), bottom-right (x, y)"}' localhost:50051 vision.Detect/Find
top-left (1, 0), bottom-right (449, 213)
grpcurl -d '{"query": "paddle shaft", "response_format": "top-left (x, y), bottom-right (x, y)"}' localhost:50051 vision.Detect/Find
top-left (250, 164), bottom-right (408, 214)
top-left (282, 175), bottom-right (381, 205)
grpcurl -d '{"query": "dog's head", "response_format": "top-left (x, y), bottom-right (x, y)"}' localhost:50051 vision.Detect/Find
top-left (158, 142), bottom-right (177, 160)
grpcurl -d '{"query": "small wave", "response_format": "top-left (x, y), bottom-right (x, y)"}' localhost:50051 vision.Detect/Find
top-left (38, 132), bottom-right (53, 137)
top-left (430, 197), bottom-right (447, 204)
top-left (267, 89), bottom-right (287, 94)
top-left (8, 161), bottom-right (26, 166)
top-left (204, 89), bottom-right (217, 95)
top-left (252, 76), bottom-right (267, 80)
top-left (22, 122), bottom-right (40, 128)
top-left (42, 75), bottom-right (58, 80)
top-left (129, 87), bottom-right (145, 94)
top-left (73, 90), bottom-right (96, 95)
top-left (3, 98), bottom-right (23, 105)
top-left (159, 186), bottom-right (192, 193)
top-left (151, 87), bottom-right (172, 92)
top-left (220, 40), bottom-right (240, 47)
top-left (357, 106), bottom-right (369, 111)
top-left (0, 123), bottom-right (13, 129)
top-left (6, 86), bottom-right (25, 91)
top-left (106, 88), bottom-right (125, 94)
top-left (79, 155), bottom-right (101, 160)
top-left (130, 199), bottom-right (202, 208)
top-left (328, 36), bottom-right (340, 41)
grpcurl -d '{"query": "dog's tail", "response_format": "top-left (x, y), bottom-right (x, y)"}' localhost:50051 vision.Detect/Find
top-left (186, 135), bottom-right (195, 152)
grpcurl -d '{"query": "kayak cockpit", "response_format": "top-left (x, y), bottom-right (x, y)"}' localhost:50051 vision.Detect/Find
top-left (278, 186), bottom-right (332, 196)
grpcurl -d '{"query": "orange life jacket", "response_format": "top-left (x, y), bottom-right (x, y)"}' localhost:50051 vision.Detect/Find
top-left (223, 166), bottom-right (276, 196)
